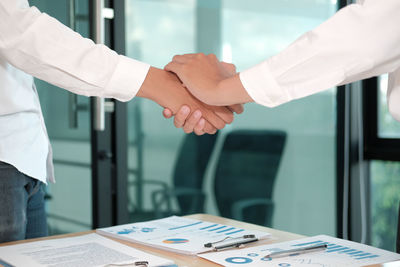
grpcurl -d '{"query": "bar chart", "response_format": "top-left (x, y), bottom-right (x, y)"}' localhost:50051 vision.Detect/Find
top-left (200, 235), bottom-right (400, 266)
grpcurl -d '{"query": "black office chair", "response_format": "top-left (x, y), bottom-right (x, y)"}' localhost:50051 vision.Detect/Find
top-left (213, 129), bottom-right (286, 227)
top-left (151, 132), bottom-right (219, 218)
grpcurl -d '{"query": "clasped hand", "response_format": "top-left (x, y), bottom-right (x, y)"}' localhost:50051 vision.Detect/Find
top-left (153, 54), bottom-right (248, 135)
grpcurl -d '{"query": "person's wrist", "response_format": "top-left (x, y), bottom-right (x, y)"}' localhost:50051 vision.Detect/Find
top-left (213, 77), bottom-right (234, 106)
top-left (216, 74), bottom-right (253, 105)
top-left (136, 67), bottom-right (162, 103)
top-left (137, 67), bottom-right (189, 115)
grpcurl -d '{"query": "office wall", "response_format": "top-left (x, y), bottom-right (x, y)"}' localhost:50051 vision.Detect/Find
top-left (125, 0), bottom-right (337, 236)
top-left (30, 0), bottom-right (92, 233)
top-left (31, 0), bottom-right (337, 235)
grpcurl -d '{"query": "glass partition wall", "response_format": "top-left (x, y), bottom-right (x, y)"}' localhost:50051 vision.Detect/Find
top-left (29, 0), bottom-right (92, 234)
top-left (125, 0), bottom-right (338, 236)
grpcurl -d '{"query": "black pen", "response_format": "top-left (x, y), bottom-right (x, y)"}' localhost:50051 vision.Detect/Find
top-left (263, 244), bottom-right (327, 259)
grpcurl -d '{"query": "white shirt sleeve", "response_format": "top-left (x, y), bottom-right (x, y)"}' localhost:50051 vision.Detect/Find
top-left (0, 0), bottom-right (150, 102)
top-left (240, 0), bottom-right (400, 108)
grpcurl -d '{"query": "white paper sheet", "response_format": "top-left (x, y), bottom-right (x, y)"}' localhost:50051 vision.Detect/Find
top-left (0, 233), bottom-right (174, 267)
top-left (200, 235), bottom-right (400, 267)
top-left (97, 216), bottom-right (271, 255)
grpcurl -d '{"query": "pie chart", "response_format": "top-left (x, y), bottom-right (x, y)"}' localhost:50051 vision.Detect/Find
top-left (163, 238), bottom-right (189, 244)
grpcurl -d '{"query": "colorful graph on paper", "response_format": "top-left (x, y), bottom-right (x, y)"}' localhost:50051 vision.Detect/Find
top-left (96, 216), bottom-right (271, 255)
top-left (200, 235), bottom-right (400, 267)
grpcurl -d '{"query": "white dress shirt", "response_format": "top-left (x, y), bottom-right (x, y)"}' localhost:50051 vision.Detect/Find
top-left (240, 0), bottom-right (400, 121)
top-left (0, 0), bottom-right (150, 183)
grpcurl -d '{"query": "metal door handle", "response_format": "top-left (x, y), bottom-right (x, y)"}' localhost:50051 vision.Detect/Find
top-left (94, 0), bottom-right (115, 131)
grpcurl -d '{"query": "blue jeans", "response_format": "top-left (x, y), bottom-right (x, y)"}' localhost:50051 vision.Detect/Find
top-left (0, 162), bottom-right (47, 243)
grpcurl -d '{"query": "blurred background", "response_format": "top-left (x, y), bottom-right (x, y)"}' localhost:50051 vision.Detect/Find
top-left (28, 0), bottom-right (400, 252)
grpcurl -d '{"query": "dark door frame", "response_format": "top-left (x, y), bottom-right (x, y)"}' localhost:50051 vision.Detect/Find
top-left (90, 0), bottom-right (129, 228)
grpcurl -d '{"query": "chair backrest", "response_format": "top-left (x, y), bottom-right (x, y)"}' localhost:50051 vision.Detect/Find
top-left (172, 133), bottom-right (219, 214)
top-left (214, 129), bottom-right (286, 226)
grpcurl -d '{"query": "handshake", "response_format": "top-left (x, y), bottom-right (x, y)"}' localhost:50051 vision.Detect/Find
top-left (136, 53), bottom-right (254, 135)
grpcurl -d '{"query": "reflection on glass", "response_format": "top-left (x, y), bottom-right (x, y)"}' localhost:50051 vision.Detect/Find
top-left (125, 0), bottom-right (197, 222)
top-left (125, 0), bottom-right (337, 236)
top-left (378, 74), bottom-right (400, 138)
top-left (370, 160), bottom-right (400, 252)
top-left (30, 0), bottom-right (92, 234)
top-left (222, 0), bottom-right (338, 69)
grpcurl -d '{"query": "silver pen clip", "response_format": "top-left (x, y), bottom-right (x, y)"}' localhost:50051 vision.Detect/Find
top-left (263, 244), bottom-right (328, 259)
top-left (204, 235), bottom-right (259, 251)
top-left (105, 260), bottom-right (149, 267)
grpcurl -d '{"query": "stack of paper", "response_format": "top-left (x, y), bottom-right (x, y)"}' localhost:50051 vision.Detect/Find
top-left (97, 216), bottom-right (271, 255)
top-left (0, 233), bottom-right (174, 267)
top-left (200, 235), bottom-right (400, 267)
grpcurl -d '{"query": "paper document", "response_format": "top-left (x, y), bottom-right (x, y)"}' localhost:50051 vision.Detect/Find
top-left (0, 233), bottom-right (174, 267)
top-left (200, 234), bottom-right (400, 267)
top-left (97, 216), bottom-right (271, 255)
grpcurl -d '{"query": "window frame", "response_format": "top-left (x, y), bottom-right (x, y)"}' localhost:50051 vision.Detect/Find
top-left (363, 77), bottom-right (400, 161)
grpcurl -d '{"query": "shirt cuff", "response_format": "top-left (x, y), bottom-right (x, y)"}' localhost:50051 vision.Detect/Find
top-left (103, 55), bottom-right (150, 101)
top-left (239, 61), bottom-right (290, 107)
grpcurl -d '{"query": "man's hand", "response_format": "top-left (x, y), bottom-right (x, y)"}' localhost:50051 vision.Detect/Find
top-left (165, 53), bottom-right (253, 106)
top-left (163, 103), bottom-right (244, 135)
top-left (162, 58), bottom-right (244, 134)
top-left (136, 67), bottom-right (234, 135)
top-left (163, 106), bottom-right (206, 135)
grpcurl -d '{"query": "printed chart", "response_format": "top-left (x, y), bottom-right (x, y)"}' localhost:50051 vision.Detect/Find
top-left (97, 216), bottom-right (270, 255)
top-left (200, 235), bottom-right (400, 267)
